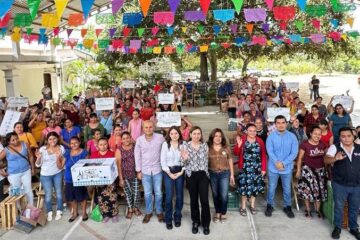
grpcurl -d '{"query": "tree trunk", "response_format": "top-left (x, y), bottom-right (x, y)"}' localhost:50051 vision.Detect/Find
top-left (209, 52), bottom-right (217, 82)
top-left (241, 58), bottom-right (251, 76)
top-left (200, 52), bottom-right (209, 82)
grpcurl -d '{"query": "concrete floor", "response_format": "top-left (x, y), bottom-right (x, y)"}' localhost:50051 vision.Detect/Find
top-left (1, 106), bottom-right (358, 240)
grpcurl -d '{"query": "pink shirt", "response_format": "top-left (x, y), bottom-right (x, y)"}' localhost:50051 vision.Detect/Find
top-left (129, 119), bottom-right (143, 141)
top-left (42, 126), bottom-right (62, 138)
top-left (86, 140), bottom-right (98, 155)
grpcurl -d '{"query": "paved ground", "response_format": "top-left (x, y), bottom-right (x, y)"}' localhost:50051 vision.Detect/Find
top-left (1, 106), bottom-right (359, 240)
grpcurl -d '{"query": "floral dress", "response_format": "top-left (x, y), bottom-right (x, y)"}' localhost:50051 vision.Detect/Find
top-left (238, 141), bottom-right (265, 198)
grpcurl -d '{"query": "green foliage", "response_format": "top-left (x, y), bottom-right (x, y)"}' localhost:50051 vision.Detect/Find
top-left (62, 84), bottom-right (84, 101)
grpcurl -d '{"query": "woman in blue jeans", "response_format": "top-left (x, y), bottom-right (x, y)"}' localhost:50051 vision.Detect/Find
top-left (160, 126), bottom-right (184, 230)
top-left (207, 128), bottom-right (235, 223)
top-left (35, 132), bottom-right (65, 221)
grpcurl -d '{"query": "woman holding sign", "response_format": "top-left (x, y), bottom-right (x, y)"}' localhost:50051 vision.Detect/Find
top-left (329, 104), bottom-right (353, 144)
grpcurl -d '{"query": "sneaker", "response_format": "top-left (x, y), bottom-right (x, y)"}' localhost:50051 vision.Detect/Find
top-left (350, 228), bottom-right (360, 240)
top-left (265, 204), bottom-right (273, 217)
top-left (55, 210), bottom-right (62, 221)
top-left (47, 212), bottom-right (53, 222)
top-left (283, 206), bottom-right (295, 218)
top-left (331, 227), bottom-right (341, 239)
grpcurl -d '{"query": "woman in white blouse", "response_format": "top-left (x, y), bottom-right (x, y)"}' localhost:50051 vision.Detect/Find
top-left (35, 132), bottom-right (65, 222)
top-left (160, 126), bottom-right (184, 230)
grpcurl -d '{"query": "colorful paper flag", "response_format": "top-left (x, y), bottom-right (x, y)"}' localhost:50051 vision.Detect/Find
top-left (243, 8), bottom-right (267, 22)
top-left (109, 28), bottom-right (117, 38)
top-left (123, 12), bottom-right (143, 26)
top-left (139, 0), bottom-right (152, 17)
top-left (0, 0), bottom-right (14, 19)
top-left (213, 9), bottom-right (235, 23)
top-left (311, 19), bottom-right (321, 31)
top-left (231, 0), bottom-right (244, 14)
top-left (41, 13), bottom-right (59, 28)
top-left (273, 6), bottom-right (296, 21)
top-left (66, 29), bottom-right (73, 37)
top-left (81, 0), bottom-right (95, 19)
top-left (230, 24), bottom-right (237, 34)
top-left (123, 27), bottom-right (131, 37)
top-left (137, 28), bottom-right (145, 37)
top-left (28, 0), bottom-right (41, 20)
top-left (184, 11), bottom-right (206, 22)
top-left (346, 17), bottom-right (354, 28)
top-left (0, 12), bottom-right (11, 28)
top-left (68, 13), bottom-right (84, 26)
top-left (154, 12), bottom-right (175, 25)
top-left (81, 28), bottom-right (88, 38)
top-left (168, 0), bottom-right (180, 13)
top-left (55, 0), bottom-right (69, 19)
top-left (200, 45), bottom-right (209, 52)
top-left (265, 0), bottom-right (274, 10)
top-left (112, 0), bottom-right (124, 15)
top-left (297, 0), bottom-right (307, 11)
top-left (151, 26), bottom-right (160, 35)
top-left (95, 28), bottom-right (103, 37)
top-left (246, 23), bottom-right (254, 35)
top-left (295, 20), bottom-right (304, 31)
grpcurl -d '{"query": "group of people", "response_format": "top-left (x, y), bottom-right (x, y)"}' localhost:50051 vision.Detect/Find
top-left (0, 74), bottom-right (359, 239)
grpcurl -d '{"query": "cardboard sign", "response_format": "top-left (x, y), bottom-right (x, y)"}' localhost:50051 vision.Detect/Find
top-left (158, 93), bottom-right (175, 104)
top-left (121, 80), bottom-right (136, 89)
top-left (8, 97), bottom-right (29, 108)
top-left (332, 95), bottom-right (353, 111)
top-left (156, 112), bottom-right (181, 128)
top-left (285, 82), bottom-right (299, 91)
top-left (0, 110), bottom-right (21, 136)
top-left (267, 107), bottom-right (290, 122)
top-left (95, 97), bottom-right (115, 111)
top-left (71, 158), bottom-right (118, 186)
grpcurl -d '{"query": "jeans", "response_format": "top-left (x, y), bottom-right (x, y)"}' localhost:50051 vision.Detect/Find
top-left (313, 88), bottom-right (320, 101)
top-left (332, 181), bottom-right (360, 230)
top-left (267, 171), bottom-right (292, 207)
top-left (163, 172), bottom-right (184, 223)
top-left (142, 172), bottom-right (163, 214)
top-left (8, 169), bottom-right (34, 206)
top-left (40, 171), bottom-right (64, 213)
top-left (209, 170), bottom-right (230, 215)
top-left (186, 171), bottom-right (211, 227)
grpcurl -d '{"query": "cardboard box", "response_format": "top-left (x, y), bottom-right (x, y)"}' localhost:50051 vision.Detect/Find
top-left (71, 158), bottom-right (118, 186)
top-left (14, 219), bottom-right (35, 234)
top-left (20, 212), bottom-right (47, 227)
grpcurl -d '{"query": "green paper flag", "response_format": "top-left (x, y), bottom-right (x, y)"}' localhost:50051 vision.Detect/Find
top-left (26, 28), bottom-right (32, 35)
top-left (176, 46), bottom-right (184, 54)
top-left (137, 28), bottom-right (145, 37)
top-left (210, 42), bottom-right (219, 49)
top-left (231, 0), bottom-right (244, 14)
top-left (216, 35), bottom-right (230, 39)
top-left (98, 39), bottom-right (110, 49)
top-left (295, 21), bottom-right (304, 32)
top-left (146, 47), bottom-right (153, 53)
top-left (14, 13), bottom-right (32, 27)
top-left (305, 5), bottom-right (327, 17)
top-left (28, 0), bottom-right (41, 20)
top-left (347, 31), bottom-right (359, 38)
top-left (53, 38), bottom-right (61, 46)
top-left (198, 25), bottom-right (205, 34)
top-left (330, 0), bottom-right (339, 11)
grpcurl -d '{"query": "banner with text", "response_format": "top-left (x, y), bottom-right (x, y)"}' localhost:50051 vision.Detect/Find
top-left (267, 107), bottom-right (290, 122)
top-left (157, 112), bottom-right (181, 128)
top-left (95, 97), bottom-right (115, 111)
top-left (0, 110), bottom-right (21, 136)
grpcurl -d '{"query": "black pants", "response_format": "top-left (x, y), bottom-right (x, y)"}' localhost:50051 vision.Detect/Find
top-left (0, 179), bottom-right (5, 202)
top-left (186, 171), bottom-right (210, 227)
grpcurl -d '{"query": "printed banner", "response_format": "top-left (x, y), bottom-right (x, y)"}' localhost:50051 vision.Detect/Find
top-left (267, 107), bottom-right (290, 122)
top-left (95, 97), bottom-right (115, 111)
top-left (156, 112), bottom-right (181, 128)
top-left (0, 110), bottom-right (21, 136)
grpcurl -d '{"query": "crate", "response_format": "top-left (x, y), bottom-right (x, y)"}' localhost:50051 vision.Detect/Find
top-left (0, 195), bottom-right (27, 230)
top-left (227, 191), bottom-right (239, 210)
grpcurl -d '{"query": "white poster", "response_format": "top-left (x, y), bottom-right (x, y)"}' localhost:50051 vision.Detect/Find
top-left (285, 82), bottom-right (299, 91)
top-left (332, 95), bottom-right (353, 111)
top-left (0, 110), bottom-right (21, 136)
top-left (8, 97), bottom-right (28, 108)
top-left (267, 107), bottom-right (290, 122)
top-left (158, 93), bottom-right (175, 104)
top-left (157, 112), bottom-right (181, 128)
top-left (95, 97), bottom-right (115, 111)
top-left (121, 80), bottom-right (136, 89)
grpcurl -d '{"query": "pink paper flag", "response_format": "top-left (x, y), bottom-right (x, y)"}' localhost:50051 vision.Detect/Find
top-left (153, 12), bottom-right (175, 26)
top-left (151, 26), bottom-right (160, 35)
top-left (265, 0), bottom-right (274, 10)
top-left (312, 19), bottom-right (321, 31)
top-left (252, 35), bottom-right (267, 45)
top-left (230, 24), bottom-right (237, 34)
top-left (130, 39), bottom-right (142, 49)
top-left (310, 34), bottom-right (324, 43)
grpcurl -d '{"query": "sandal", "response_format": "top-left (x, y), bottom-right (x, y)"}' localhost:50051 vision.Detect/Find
top-left (134, 208), bottom-right (142, 217)
top-left (213, 215), bottom-right (220, 223)
top-left (305, 210), bottom-right (312, 218)
top-left (220, 215), bottom-right (227, 223)
top-left (126, 208), bottom-right (133, 219)
top-left (250, 207), bottom-right (257, 215)
top-left (239, 208), bottom-right (247, 217)
top-left (315, 211), bottom-right (323, 219)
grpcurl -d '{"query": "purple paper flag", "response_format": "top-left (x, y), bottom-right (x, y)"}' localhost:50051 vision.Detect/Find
top-left (184, 11), bottom-right (206, 22)
top-left (310, 34), bottom-right (325, 43)
top-left (66, 29), bottom-right (73, 37)
top-left (130, 39), bottom-right (142, 49)
top-left (109, 28), bottom-right (117, 38)
top-left (112, 0), bottom-right (124, 15)
top-left (168, 0), bottom-right (180, 13)
top-left (244, 8), bottom-right (267, 22)
top-left (230, 24), bottom-right (238, 34)
top-left (262, 23), bottom-right (269, 33)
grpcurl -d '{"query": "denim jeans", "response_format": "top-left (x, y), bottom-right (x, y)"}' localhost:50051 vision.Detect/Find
top-left (40, 171), bottom-right (64, 213)
top-left (313, 88), bottom-right (320, 101)
top-left (8, 169), bottom-right (34, 206)
top-left (267, 171), bottom-right (292, 207)
top-left (142, 172), bottom-right (163, 214)
top-left (163, 172), bottom-right (184, 223)
top-left (332, 181), bottom-right (360, 230)
top-left (209, 170), bottom-right (230, 215)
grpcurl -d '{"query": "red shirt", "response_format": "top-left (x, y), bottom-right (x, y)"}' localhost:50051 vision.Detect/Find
top-left (121, 105), bottom-right (135, 118)
top-left (304, 114), bottom-right (324, 135)
top-left (300, 140), bottom-right (326, 169)
top-left (63, 110), bottom-right (80, 125)
top-left (153, 85), bottom-right (161, 95)
top-left (140, 107), bottom-right (154, 121)
top-left (320, 130), bottom-right (333, 148)
top-left (90, 150), bottom-right (115, 159)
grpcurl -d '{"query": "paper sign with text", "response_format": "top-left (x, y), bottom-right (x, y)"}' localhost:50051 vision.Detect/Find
top-left (95, 98), bottom-right (115, 111)
top-left (121, 80), bottom-right (136, 89)
top-left (158, 93), bottom-right (175, 104)
top-left (0, 110), bottom-right (21, 136)
top-left (267, 107), bottom-right (290, 122)
top-left (157, 112), bottom-right (181, 128)
top-left (285, 82), bottom-right (299, 91)
top-left (8, 97), bottom-right (29, 108)
top-left (332, 95), bottom-right (353, 110)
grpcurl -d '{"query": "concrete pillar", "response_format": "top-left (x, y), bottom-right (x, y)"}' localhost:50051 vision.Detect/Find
top-left (12, 41), bottom-right (21, 59)
top-left (4, 69), bottom-right (15, 97)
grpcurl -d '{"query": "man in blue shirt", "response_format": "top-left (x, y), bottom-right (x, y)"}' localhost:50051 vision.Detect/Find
top-left (265, 115), bottom-right (299, 218)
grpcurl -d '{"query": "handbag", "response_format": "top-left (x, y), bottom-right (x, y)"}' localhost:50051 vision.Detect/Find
top-left (169, 166), bottom-right (182, 174)
top-left (90, 205), bottom-right (103, 222)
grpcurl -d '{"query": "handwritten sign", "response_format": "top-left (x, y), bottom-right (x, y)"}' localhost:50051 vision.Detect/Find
top-left (267, 107), bottom-right (290, 122)
top-left (95, 98), bottom-right (115, 111)
top-left (285, 82), bottom-right (299, 91)
top-left (157, 112), bottom-right (181, 128)
top-left (332, 95), bottom-right (353, 111)
top-left (158, 93), bottom-right (175, 104)
top-left (8, 97), bottom-right (29, 108)
top-left (121, 80), bottom-right (135, 89)
top-left (0, 110), bottom-right (21, 136)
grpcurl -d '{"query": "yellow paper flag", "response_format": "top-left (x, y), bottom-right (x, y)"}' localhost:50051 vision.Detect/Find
top-left (341, 33), bottom-right (347, 41)
top-left (200, 45), bottom-right (209, 52)
top-left (267, 40), bottom-right (272, 46)
top-left (181, 27), bottom-right (187, 33)
top-left (11, 27), bottom-right (21, 42)
top-left (83, 39), bottom-right (94, 49)
top-left (153, 47), bottom-right (162, 54)
top-left (55, 0), bottom-right (69, 19)
top-left (41, 13), bottom-right (60, 28)
top-left (346, 17), bottom-right (354, 28)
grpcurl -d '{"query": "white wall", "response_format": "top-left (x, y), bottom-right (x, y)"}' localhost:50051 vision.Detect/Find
top-left (0, 71), bottom-right (5, 97)
top-left (14, 69), bottom-right (44, 103)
